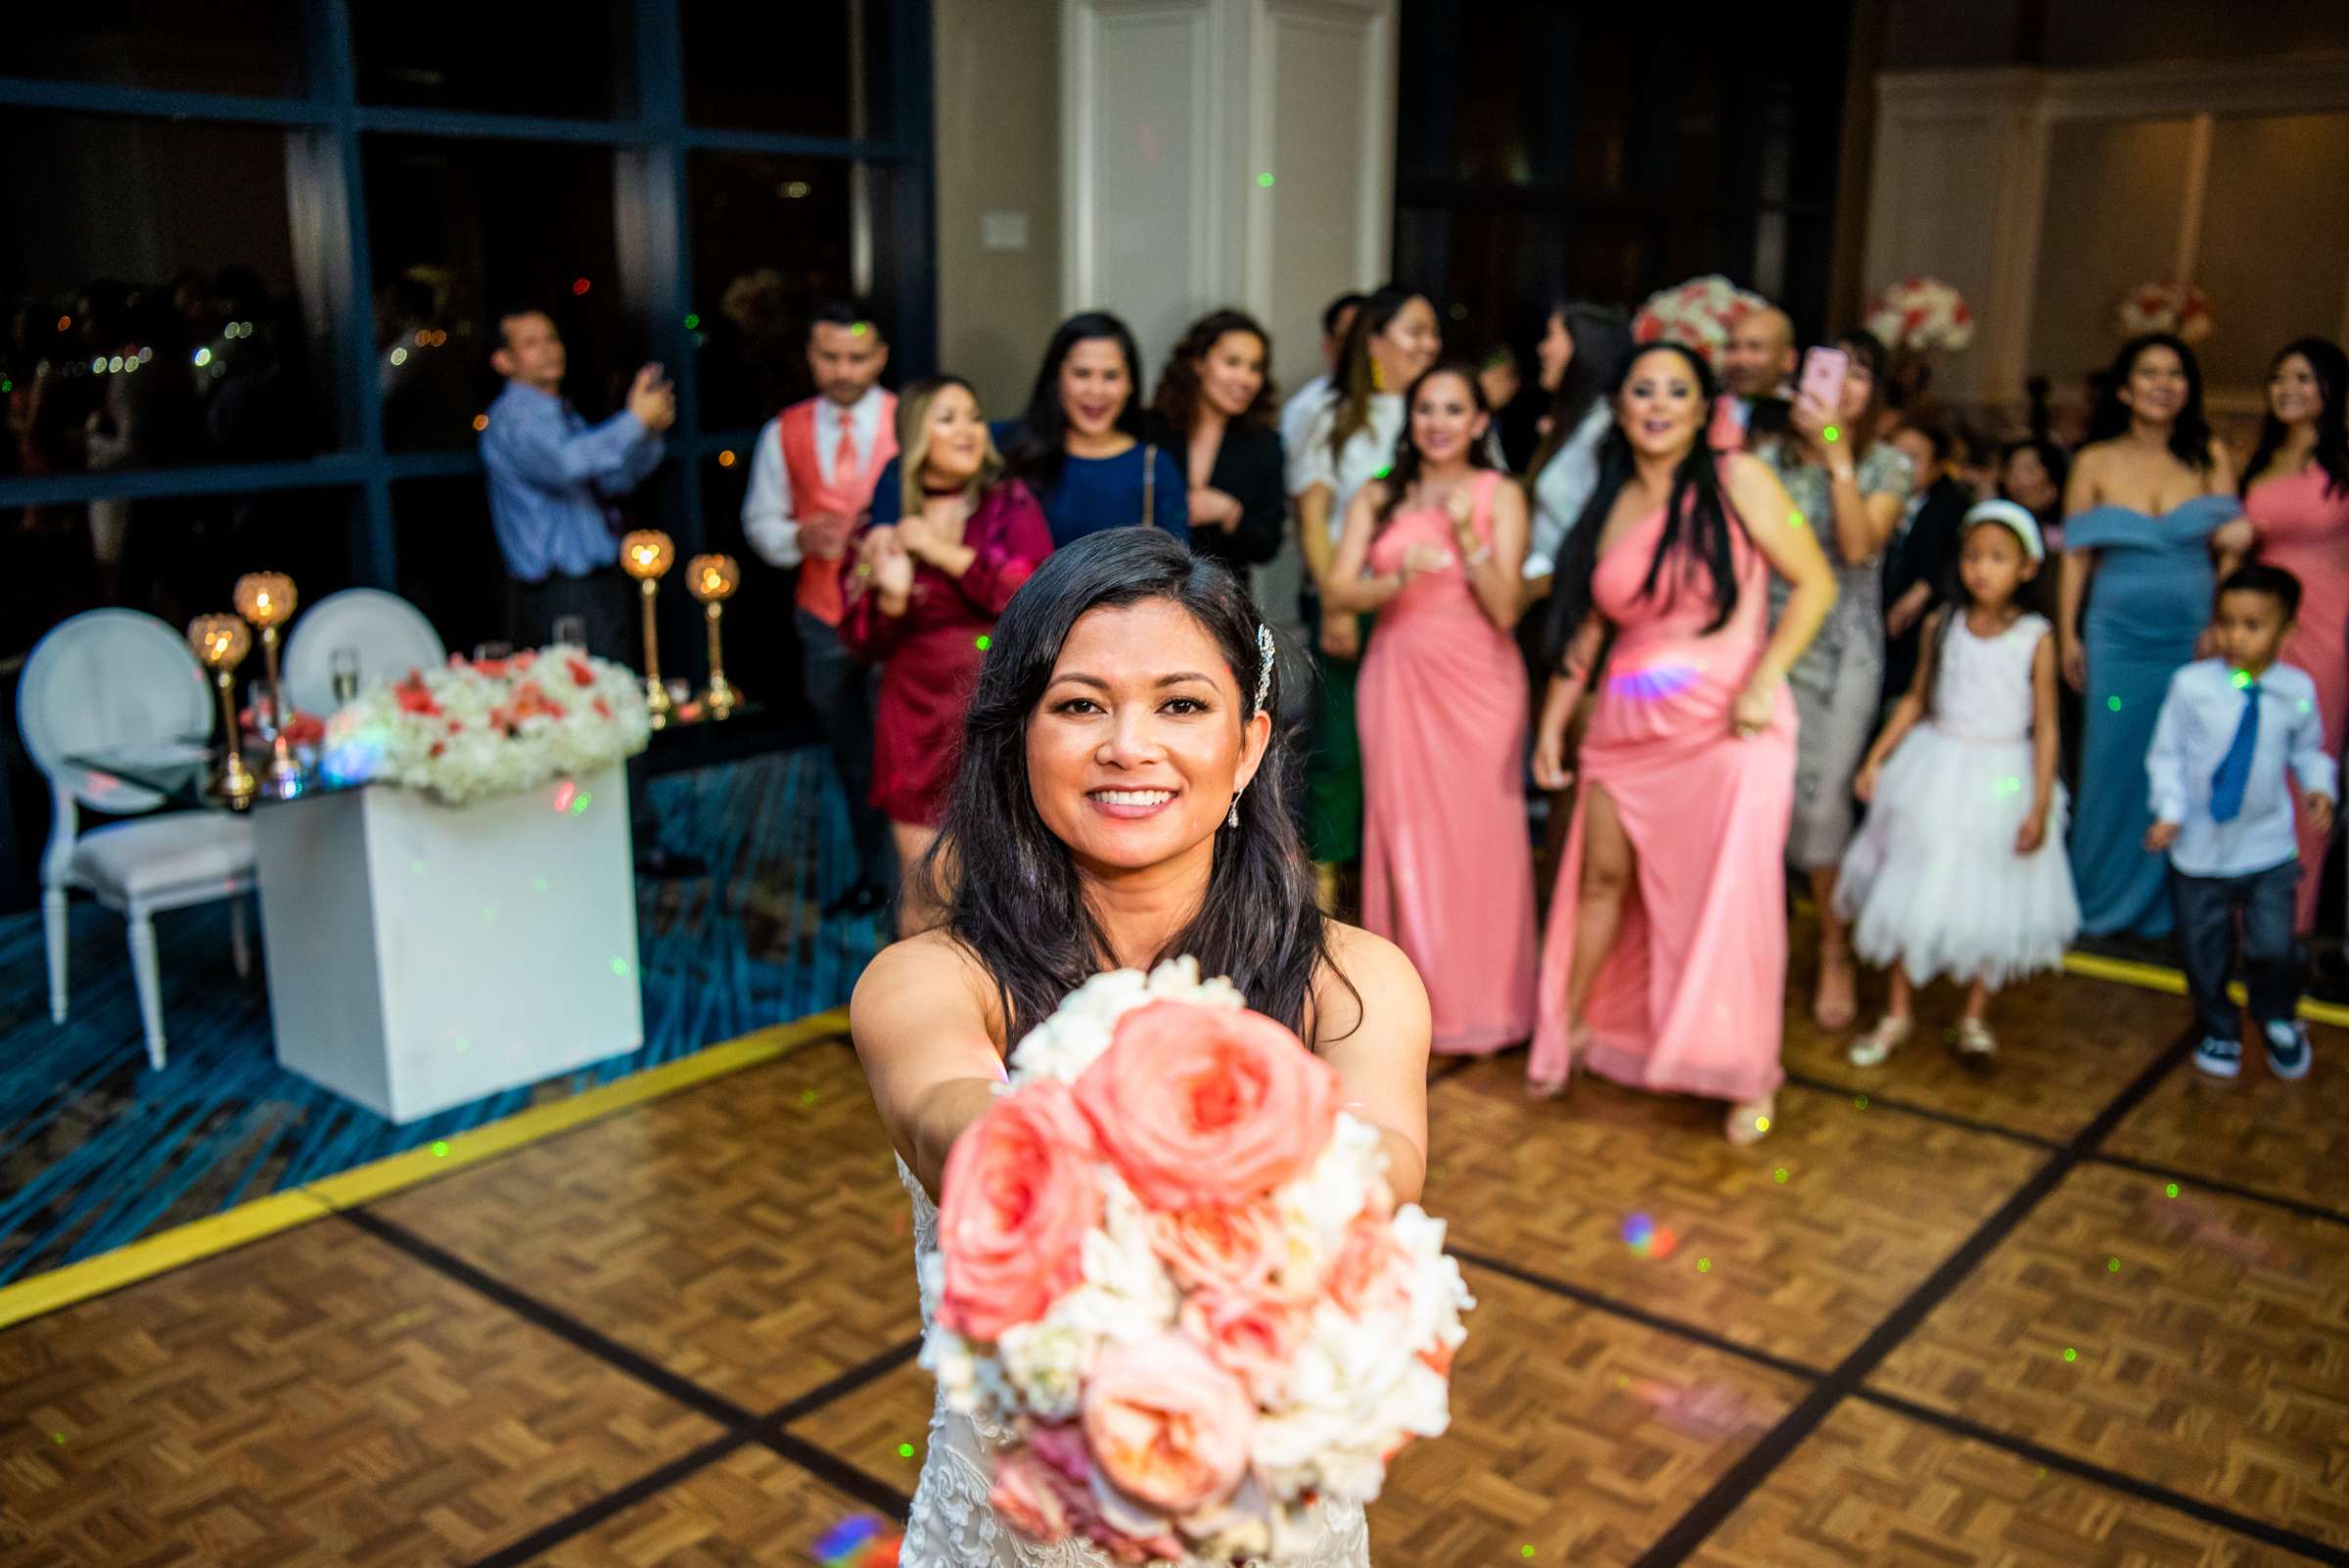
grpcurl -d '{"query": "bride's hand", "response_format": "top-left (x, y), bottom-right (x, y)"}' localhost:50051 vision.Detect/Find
top-left (1730, 677), bottom-right (1776, 738)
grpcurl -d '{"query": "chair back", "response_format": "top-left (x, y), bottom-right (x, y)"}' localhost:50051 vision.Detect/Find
top-left (282, 588), bottom-right (446, 713)
top-left (18, 609), bottom-right (213, 816)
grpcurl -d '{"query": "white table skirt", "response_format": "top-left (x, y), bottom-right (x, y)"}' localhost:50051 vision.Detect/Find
top-left (251, 764), bottom-right (645, 1122)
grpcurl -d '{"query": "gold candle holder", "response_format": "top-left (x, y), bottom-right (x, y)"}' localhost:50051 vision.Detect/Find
top-left (188, 614), bottom-right (258, 807)
top-left (231, 572), bottom-right (300, 785)
top-left (685, 553), bottom-right (743, 720)
top-left (620, 530), bottom-right (676, 729)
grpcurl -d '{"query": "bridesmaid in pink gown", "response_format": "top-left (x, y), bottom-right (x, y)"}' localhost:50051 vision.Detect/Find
top-left (1529, 343), bottom-right (1836, 1142)
top-left (2220, 338), bottom-right (2349, 934)
top-left (1328, 366), bottom-right (1536, 1051)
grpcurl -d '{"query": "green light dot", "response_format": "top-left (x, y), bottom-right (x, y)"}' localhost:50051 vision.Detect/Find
top-left (1854, 1093), bottom-right (1868, 1109)
top-left (50, 1431), bottom-right (67, 1446)
top-left (2164, 1181), bottom-right (2180, 1198)
top-left (2062, 1347), bottom-right (2077, 1362)
top-left (1521, 1549), bottom-right (1535, 1560)
top-left (1257, 171), bottom-right (1275, 189)
top-left (410, 858), bottom-right (427, 875)
top-left (801, 1088), bottom-right (819, 1106)
top-left (2107, 1257), bottom-right (2120, 1272)
top-left (611, 957), bottom-right (632, 978)
top-left (683, 312), bottom-right (700, 330)
top-left (851, 322), bottom-right (869, 337)
top-left (2231, 669), bottom-right (2252, 689)
top-left (1787, 510), bottom-right (1806, 530)
top-left (572, 790), bottom-right (592, 814)
top-left (1696, 1257), bottom-right (1712, 1273)
top-left (975, 633), bottom-right (990, 651)
top-left (1822, 425), bottom-right (1840, 443)
top-left (2106, 695), bottom-right (2122, 712)
top-left (1773, 1168), bottom-right (1789, 1183)
top-left (532, 876), bottom-right (548, 893)
top-left (455, 1036), bottom-right (472, 1053)
top-left (2300, 698), bottom-right (2314, 713)
top-left (431, 1140), bottom-right (450, 1158)
top-left (1372, 464), bottom-right (1393, 480)
top-left (898, 1442), bottom-right (916, 1458)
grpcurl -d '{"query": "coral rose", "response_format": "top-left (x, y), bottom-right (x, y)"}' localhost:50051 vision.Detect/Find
top-left (1074, 1001), bottom-right (1341, 1212)
top-left (935, 1082), bottom-right (1102, 1341)
top-left (1081, 1331), bottom-right (1255, 1514)
top-left (1179, 1290), bottom-right (1310, 1404)
top-left (1148, 1199), bottom-right (1283, 1296)
top-left (988, 1450), bottom-right (1072, 1543)
top-left (1324, 1215), bottom-right (1414, 1321)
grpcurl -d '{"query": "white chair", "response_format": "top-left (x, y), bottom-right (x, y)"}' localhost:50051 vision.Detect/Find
top-left (18, 609), bottom-right (258, 1070)
top-left (282, 587), bottom-right (446, 715)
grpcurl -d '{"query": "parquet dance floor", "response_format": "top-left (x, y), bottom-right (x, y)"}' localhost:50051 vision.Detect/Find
top-left (4, 960), bottom-right (2346, 1567)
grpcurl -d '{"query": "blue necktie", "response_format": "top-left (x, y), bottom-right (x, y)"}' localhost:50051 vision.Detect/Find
top-left (2209, 677), bottom-right (2260, 824)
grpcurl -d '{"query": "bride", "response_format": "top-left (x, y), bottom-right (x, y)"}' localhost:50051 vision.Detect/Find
top-left (852, 528), bottom-right (1432, 1567)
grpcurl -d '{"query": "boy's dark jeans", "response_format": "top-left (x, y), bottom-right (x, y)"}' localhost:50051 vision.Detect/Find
top-left (2172, 858), bottom-right (2302, 1040)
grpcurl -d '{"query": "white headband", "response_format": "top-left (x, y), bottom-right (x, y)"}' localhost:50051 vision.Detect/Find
top-left (1963, 499), bottom-right (2046, 563)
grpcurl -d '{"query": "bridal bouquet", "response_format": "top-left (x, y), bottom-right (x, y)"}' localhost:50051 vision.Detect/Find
top-left (1865, 276), bottom-right (1974, 354)
top-left (2118, 280), bottom-right (2213, 344)
top-left (1632, 274), bottom-right (1769, 368)
top-left (921, 960), bottom-right (1472, 1565)
top-left (320, 645), bottom-right (651, 806)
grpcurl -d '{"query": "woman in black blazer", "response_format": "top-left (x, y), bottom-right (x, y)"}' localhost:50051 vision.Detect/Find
top-left (1147, 309), bottom-right (1289, 569)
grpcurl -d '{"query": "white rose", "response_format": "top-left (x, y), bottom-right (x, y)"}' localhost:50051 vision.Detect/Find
top-left (994, 1315), bottom-right (1089, 1421)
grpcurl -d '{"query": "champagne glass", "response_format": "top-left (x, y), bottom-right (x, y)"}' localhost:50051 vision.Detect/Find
top-left (330, 648), bottom-right (361, 706)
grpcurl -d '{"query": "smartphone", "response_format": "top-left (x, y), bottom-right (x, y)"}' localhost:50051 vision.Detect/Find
top-left (1797, 346), bottom-right (1848, 416)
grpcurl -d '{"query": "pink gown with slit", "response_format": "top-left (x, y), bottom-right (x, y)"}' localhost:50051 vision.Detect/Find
top-left (2246, 464), bottom-right (2349, 933)
top-left (1358, 470), bottom-right (1538, 1053)
top-left (1528, 469), bottom-right (1796, 1099)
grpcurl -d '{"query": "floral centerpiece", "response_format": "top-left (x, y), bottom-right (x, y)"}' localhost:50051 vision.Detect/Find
top-left (1865, 276), bottom-right (1974, 354)
top-left (921, 959), bottom-right (1472, 1564)
top-left (2118, 280), bottom-right (2212, 344)
top-left (1632, 274), bottom-right (1769, 369)
top-left (320, 645), bottom-right (651, 806)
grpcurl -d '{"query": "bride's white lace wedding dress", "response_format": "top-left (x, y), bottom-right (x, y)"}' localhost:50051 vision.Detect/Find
top-left (896, 1159), bottom-right (1372, 1568)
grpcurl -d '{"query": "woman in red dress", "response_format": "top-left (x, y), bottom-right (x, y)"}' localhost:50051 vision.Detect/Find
top-left (844, 377), bottom-right (1054, 934)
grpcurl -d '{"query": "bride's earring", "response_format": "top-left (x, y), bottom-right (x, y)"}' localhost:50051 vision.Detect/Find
top-left (1227, 792), bottom-right (1243, 830)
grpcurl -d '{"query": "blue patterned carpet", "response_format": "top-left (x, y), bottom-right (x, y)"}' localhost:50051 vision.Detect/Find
top-left (0, 750), bottom-right (882, 1286)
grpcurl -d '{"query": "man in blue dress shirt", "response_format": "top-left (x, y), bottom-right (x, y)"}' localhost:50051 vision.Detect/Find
top-left (481, 307), bottom-right (674, 662)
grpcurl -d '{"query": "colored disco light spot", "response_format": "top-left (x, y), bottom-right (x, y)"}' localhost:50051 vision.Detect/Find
top-left (532, 876), bottom-right (549, 893)
top-left (898, 1442), bottom-right (916, 1458)
top-left (1372, 464), bottom-right (1393, 480)
top-left (1853, 1093), bottom-right (1868, 1109)
top-left (611, 957), bottom-right (631, 978)
top-left (410, 858), bottom-right (428, 875)
top-left (1787, 510), bottom-right (1806, 529)
top-left (815, 1515), bottom-right (882, 1567)
top-left (1822, 425), bottom-right (1840, 443)
top-left (2230, 668), bottom-right (2252, 689)
top-left (683, 312), bottom-right (701, 330)
top-left (431, 1140), bottom-right (450, 1158)
top-left (802, 1088), bottom-right (820, 1106)
top-left (2164, 1181), bottom-right (2179, 1197)
top-left (2106, 695), bottom-right (2122, 712)
top-left (975, 633), bottom-right (990, 651)
top-left (571, 790), bottom-right (592, 814)
top-left (1695, 1257), bottom-right (1712, 1273)
top-left (2107, 1257), bottom-right (2120, 1271)
top-left (572, 277), bottom-right (591, 296)
top-left (2062, 1347), bottom-right (2077, 1362)
top-left (1773, 1167), bottom-right (1788, 1183)
top-left (1521, 1548), bottom-right (1536, 1559)
top-left (1754, 1116), bottom-right (1771, 1132)
top-left (1257, 171), bottom-right (1275, 188)
top-left (50, 1431), bottom-right (67, 1446)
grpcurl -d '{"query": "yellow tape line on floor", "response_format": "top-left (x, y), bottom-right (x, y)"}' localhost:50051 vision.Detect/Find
top-left (0, 1007), bottom-right (849, 1332)
top-left (2059, 949), bottom-right (2349, 1029)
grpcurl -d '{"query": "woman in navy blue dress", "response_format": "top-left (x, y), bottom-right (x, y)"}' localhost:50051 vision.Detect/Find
top-left (868, 312), bottom-right (1187, 548)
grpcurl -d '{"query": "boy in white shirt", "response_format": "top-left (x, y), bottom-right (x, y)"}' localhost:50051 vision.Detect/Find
top-left (2145, 564), bottom-right (2335, 1081)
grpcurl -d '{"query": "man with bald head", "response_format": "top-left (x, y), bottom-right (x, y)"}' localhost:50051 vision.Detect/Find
top-left (1711, 305), bottom-right (1798, 450)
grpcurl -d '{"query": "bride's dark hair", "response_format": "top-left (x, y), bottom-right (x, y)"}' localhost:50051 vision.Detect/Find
top-left (922, 529), bottom-right (1337, 1047)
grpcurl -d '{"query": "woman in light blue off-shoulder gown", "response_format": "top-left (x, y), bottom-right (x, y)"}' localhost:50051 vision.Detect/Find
top-left (2056, 335), bottom-right (2241, 939)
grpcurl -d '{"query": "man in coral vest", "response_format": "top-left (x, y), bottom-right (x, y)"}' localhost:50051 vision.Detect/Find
top-left (744, 300), bottom-right (898, 918)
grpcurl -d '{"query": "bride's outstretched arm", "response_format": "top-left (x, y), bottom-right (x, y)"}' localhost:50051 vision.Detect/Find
top-left (852, 933), bottom-right (1008, 1200)
top-left (1313, 926), bottom-right (1433, 1204)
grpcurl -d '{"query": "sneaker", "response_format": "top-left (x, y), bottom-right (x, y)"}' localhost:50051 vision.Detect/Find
top-left (2193, 1036), bottom-right (2242, 1080)
top-left (2264, 1020), bottom-right (2313, 1081)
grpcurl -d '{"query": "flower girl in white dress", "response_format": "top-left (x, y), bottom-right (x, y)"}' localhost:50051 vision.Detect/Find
top-left (1837, 500), bottom-right (2081, 1066)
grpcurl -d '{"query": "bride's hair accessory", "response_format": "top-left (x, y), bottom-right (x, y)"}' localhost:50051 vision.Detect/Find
top-left (1253, 623), bottom-right (1276, 715)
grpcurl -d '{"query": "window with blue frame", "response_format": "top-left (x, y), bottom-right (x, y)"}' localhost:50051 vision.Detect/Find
top-left (0, 0), bottom-right (937, 669)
